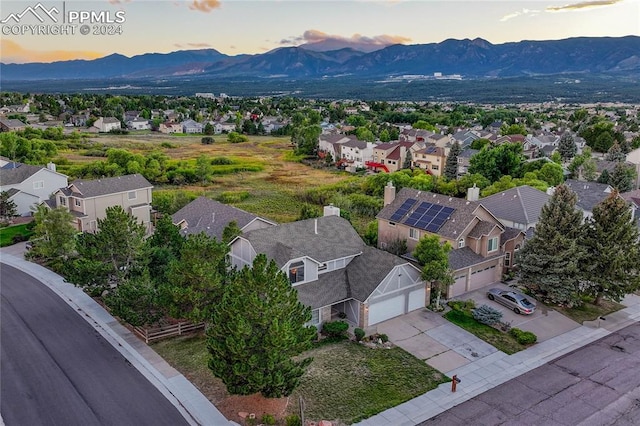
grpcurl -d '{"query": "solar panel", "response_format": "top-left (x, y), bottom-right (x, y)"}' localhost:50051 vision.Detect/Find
top-left (406, 200), bottom-right (457, 233)
top-left (389, 198), bottom-right (417, 222)
top-left (426, 223), bottom-right (440, 233)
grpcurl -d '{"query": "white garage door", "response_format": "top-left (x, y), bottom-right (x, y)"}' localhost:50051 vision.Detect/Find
top-left (450, 276), bottom-right (467, 297)
top-left (469, 265), bottom-right (497, 291)
top-left (408, 288), bottom-right (425, 311)
top-left (368, 295), bottom-right (405, 326)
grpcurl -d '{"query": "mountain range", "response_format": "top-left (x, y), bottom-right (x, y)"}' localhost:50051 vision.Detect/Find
top-left (2, 36), bottom-right (639, 81)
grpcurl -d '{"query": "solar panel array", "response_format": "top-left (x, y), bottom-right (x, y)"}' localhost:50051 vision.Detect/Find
top-left (405, 202), bottom-right (455, 233)
top-left (389, 198), bottom-right (418, 222)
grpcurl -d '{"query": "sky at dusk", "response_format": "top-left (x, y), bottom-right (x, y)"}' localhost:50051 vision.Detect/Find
top-left (1, 0), bottom-right (639, 63)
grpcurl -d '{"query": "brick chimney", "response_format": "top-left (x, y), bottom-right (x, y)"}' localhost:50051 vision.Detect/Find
top-left (384, 181), bottom-right (396, 206)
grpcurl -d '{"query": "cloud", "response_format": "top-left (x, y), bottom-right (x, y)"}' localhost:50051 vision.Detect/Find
top-left (108, 0), bottom-right (131, 4)
top-left (546, 0), bottom-right (623, 12)
top-left (188, 0), bottom-right (221, 12)
top-left (280, 30), bottom-right (410, 48)
top-left (500, 8), bottom-right (540, 22)
top-left (174, 42), bottom-right (212, 49)
top-left (1, 40), bottom-right (104, 63)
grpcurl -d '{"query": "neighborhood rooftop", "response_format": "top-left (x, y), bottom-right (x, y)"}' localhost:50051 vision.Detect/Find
top-left (68, 174), bottom-right (152, 198)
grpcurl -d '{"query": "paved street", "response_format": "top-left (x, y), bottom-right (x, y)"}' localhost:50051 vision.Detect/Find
top-left (1, 263), bottom-right (190, 426)
top-left (420, 322), bottom-right (640, 425)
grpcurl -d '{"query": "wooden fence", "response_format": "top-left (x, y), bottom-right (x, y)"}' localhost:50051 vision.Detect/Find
top-left (133, 321), bottom-right (205, 343)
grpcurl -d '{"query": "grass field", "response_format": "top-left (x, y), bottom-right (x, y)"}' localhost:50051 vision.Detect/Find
top-left (551, 298), bottom-right (625, 324)
top-left (152, 335), bottom-right (448, 424)
top-left (0, 224), bottom-right (33, 247)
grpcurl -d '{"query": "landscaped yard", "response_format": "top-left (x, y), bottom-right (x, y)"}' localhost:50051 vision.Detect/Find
top-left (152, 335), bottom-right (448, 425)
top-left (444, 308), bottom-right (527, 355)
top-left (551, 298), bottom-right (625, 324)
top-left (0, 224), bottom-right (33, 247)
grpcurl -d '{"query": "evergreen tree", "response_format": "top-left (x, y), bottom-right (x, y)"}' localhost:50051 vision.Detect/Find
top-left (558, 133), bottom-right (577, 162)
top-left (444, 141), bottom-right (461, 180)
top-left (403, 149), bottom-right (413, 170)
top-left (516, 184), bottom-right (585, 306)
top-left (609, 162), bottom-right (637, 192)
top-left (297, 204), bottom-right (320, 220)
top-left (0, 191), bottom-right (18, 220)
top-left (582, 191), bottom-right (640, 305)
top-left (146, 215), bottom-right (185, 282)
top-left (597, 168), bottom-right (610, 185)
top-left (222, 220), bottom-right (242, 244)
top-left (207, 254), bottom-right (316, 398)
top-left (606, 142), bottom-right (626, 162)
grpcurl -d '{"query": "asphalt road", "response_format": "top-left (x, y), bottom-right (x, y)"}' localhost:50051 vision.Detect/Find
top-left (0, 263), bottom-right (189, 426)
top-left (421, 322), bottom-right (640, 426)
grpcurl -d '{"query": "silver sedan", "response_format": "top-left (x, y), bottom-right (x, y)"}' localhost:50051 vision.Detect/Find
top-left (487, 288), bottom-right (536, 315)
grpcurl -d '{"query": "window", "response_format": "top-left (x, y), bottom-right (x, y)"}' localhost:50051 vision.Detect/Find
top-left (458, 238), bottom-right (465, 248)
top-left (289, 261), bottom-right (305, 284)
top-left (432, 165), bottom-right (439, 170)
top-left (311, 309), bottom-right (320, 325)
top-left (409, 228), bottom-right (419, 240)
top-left (128, 191), bottom-right (137, 200)
top-left (504, 252), bottom-right (511, 267)
top-left (59, 196), bottom-right (67, 206)
top-left (318, 263), bottom-right (327, 271)
top-left (33, 181), bottom-right (44, 189)
top-left (488, 236), bottom-right (498, 252)
top-left (74, 198), bottom-right (81, 207)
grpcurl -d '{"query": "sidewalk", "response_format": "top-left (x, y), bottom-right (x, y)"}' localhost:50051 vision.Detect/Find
top-left (356, 294), bottom-right (640, 426)
top-left (0, 244), bottom-right (234, 426)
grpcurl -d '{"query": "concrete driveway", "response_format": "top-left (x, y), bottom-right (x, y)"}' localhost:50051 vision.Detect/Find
top-left (455, 282), bottom-right (581, 342)
top-left (376, 309), bottom-right (498, 374)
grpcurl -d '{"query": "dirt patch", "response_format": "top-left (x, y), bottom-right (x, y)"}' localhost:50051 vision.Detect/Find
top-left (217, 393), bottom-right (289, 424)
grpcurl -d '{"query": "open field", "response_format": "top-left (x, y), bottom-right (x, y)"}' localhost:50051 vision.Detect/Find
top-left (152, 335), bottom-right (447, 425)
top-left (54, 134), bottom-right (353, 224)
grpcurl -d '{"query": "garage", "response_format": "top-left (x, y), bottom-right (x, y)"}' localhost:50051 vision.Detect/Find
top-left (450, 275), bottom-right (467, 297)
top-left (469, 264), bottom-right (498, 291)
top-left (367, 283), bottom-right (426, 326)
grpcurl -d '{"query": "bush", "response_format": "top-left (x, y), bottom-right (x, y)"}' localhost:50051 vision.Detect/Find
top-left (322, 320), bottom-right (349, 338)
top-left (354, 328), bottom-right (365, 342)
top-left (472, 304), bottom-right (503, 325)
top-left (379, 333), bottom-right (389, 343)
top-left (201, 136), bottom-right (214, 144)
top-left (12, 234), bottom-right (27, 244)
top-left (211, 156), bottom-right (234, 165)
top-left (448, 299), bottom-right (476, 312)
top-left (216, 191), bottom-right (250, 204)
top-left (285, 415), bottom-right (301, 426)
top-left (510, 328), bottom-right (537, 344)
top-left (227, 131), bottom-right (248, 143)
top-left (159, 142), bottom-right (176, 148)
top-left (261, 414), bottom-right (276, 425)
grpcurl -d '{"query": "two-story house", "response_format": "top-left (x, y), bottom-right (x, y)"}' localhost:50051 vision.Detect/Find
top-left (181, 119), bottom-right (204, 134)
top-left (0, 118), bottom-right (27, 132)
top-left (370, 141), bottom-right (413, 173)
top-left (412, 146), bottom-right (447, 176)
top-left (318, 134), bottom-right (352, 162)
top-left (127, 118), bottom-right (151, 130)
top-left (339, 138), bottom-right (374, 169)
top-left (172, 196), bottom-right (276, 240)
top-left (0, 159), bottom-right (68, 216)
top-left (159, 122), bottom-right (183, 134)
top-left (479, 185), bottom-right (550, 238)
top-left (377, 183), bottom-right (525, 297)
top-left (48, 174), bottom-right (153, 233)
top-left (94, 117), bottom-right (121, 133)
top-left (229, 207), bottom-right (427, 329)
top-left (457, 148), bottom-right (479, 177)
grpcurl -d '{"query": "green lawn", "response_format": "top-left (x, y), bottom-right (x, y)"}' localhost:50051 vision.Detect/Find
top-left (0, 224), bottom-right (34, 247)
top-left (152, 336), bottom-right (448, 424)
top-left (444, 309), bottom-right (527, 355)
top-left (552, 298), bottom-right (625, 324)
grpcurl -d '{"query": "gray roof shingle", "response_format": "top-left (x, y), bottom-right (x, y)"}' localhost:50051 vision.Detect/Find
top-left (0, 162), bottom-right (44, 185)
top-left (69, 174), bottom-right (152, 198)
top-left (564, 179), bottom-right (613, 212)
top-left (480, 185), bottom-right (550, 226)
top-left (448, 247), bottom-right (503, 270)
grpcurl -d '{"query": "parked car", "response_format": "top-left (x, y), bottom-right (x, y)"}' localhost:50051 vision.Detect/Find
top-left (486, 288), bottom-right (536, 315)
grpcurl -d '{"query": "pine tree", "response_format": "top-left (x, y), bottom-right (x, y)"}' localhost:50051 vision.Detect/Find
top-left (609, 162), bottom-right (637, 192)
top-left (444, 141), bottom-right (461, 180)
top-left (207, 254), bottom-right (316, 398)
top-left (517, 184), bottom-right (585, 306)
top-left (403, 149), bottom-right (413, 169)
top-left (606, 142), bottom-right (626, 162)
top-left (581, 191), bottom-right (640, 305)
top-left (0, 190), bottom-right (18, 220)
top-left (558, 132), bottom-right (577, 162)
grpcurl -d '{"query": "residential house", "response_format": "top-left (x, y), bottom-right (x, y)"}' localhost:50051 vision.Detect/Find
top-left (318, 134), bottom-right (351, 162)
top-left (212, 121), bottom-right (237, 134)
top-left (159, 122), bottom-right (183, 134)
top-left (627, 147), bottom-right (640, 189)
top-left (127, 118), bottom-right (151, 130)
top-left (339, 138), bottom-right (374, 169)
top-left (479, 186), bottom-right (550, 239)
top-left (620, 189), bottom-right (640, 233)
top-left (563, 179), bottom-right (622, 219)
top-left (48, 174), bottom-right (153, 233)
top-left (452, 130), bottom-right (480, 148)
top-left (172, 196), bottom-right (276, 241)
top-left (377, 184), bottom-right (525, 297)
top-left (181, 119), bottom-right (204, 134)
top-left (260, 116), bottom-right (287, 134)
top-left (124, 111), bottom-right (141, 122)
top-left (412, 145), bottom-right (447, 176)
top-left (457, 148), bottom-right (479, 176)
top-left (228, 208), bottom-right (427, 329)
top-left (425, 133), bottom-right (452, 149)
top-left (94, 117), bottom-right (121, 133)
top-left (0, 159), bottom-right (68, 216)
top-left (371, 142), bottom-right (413, 173)
top-left (0, 118), bottom-right (27, 132)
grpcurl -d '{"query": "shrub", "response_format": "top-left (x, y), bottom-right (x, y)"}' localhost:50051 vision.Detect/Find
top-left (12, 234), bottom-right (27, 244)
top-left (354, 328), bottom-right (365, 342)
top-left (261, 414), bottom-right (276, 425)
top-left (322, 320), bottom-right (349, 338)
top-left (472, 304), bottom-right (503, 326)
top-left (510, 328), bottom-right (537, 345)
top-left (201, 136), bottom-right (214, 144)
top-left (448, 299), bottom-right (476, 312)
top-left (227, 131), bottom-right (248, 143)
top-left (285, 415), bottom-right (301, 426)
top-left (159, 142), bottom-right (176, 148)
top-left (217, 191), bottom-right (250, 204)
top-left (379, 333), bottom-right (389, 343)
top-left (211, 156), bottom-right (234, 165)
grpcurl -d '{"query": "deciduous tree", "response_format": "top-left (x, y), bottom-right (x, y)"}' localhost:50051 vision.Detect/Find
top-left (413, 235), bottom-right (453, 308)
top-left (27, 206), bottom-right (77, 269)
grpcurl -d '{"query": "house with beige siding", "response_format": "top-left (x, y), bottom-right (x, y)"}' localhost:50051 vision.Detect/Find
top-left (48, 174), bottom-right (153, 233)
top-left (412, 145), bottom-right (447, 176)
top-left (377, 183), bottom-right (525, 297)
top-left (228, 206), bottom-right (427, 330)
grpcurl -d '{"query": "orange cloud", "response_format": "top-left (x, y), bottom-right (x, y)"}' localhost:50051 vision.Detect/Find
top-left (188, 0), bottom-right (221, 12)
top-left (547, 0), bottom-right (623, 12)
top-left (1, 39), bottom-right (104, 64)
top-left (280, 30), bottom-right (410, 52)
top-left (174, 42), bottom-right (213, 49)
